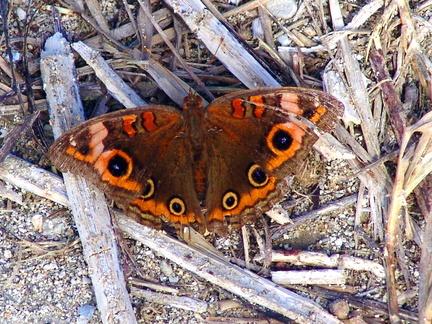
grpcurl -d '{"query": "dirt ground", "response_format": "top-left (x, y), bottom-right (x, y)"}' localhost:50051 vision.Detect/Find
top-left (0, 0), bottom-right (431, 323)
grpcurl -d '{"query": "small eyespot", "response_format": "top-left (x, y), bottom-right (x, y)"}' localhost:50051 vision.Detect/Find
top-left (247, 164), bottom-right (269, 188)
top-left (141, 178), bottom-right (155, 199)
top-left (271, 129), bottom-right (293, 151)
top-left (168, 197), bottom-right (186, 215)
top-left (108, 154), bottom-right (129, 177)
top-left (222, 191), bottom-right (239, 211)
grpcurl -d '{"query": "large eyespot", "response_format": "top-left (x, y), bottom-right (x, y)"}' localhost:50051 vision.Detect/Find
top-left (222, 191), bottom-right (239, 211)
top-left (141, 178), bottom-right (155, 199)
top-left (168, 197), bottom-right (186, 215)
top-left (271, 129), bottom-right (293, 151)
top-left (247, 164), bottom-right (269, 188)
top-left (107, 152), bottom-right (131, 177)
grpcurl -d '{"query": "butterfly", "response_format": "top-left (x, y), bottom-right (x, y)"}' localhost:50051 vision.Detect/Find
top-left (49, 87), bottom-right (343, 236)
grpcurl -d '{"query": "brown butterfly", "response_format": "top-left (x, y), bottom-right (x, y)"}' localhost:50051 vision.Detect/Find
top-left (49, 87), bottom-right (343, 236)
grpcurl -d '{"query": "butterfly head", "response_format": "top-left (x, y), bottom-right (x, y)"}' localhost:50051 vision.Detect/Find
top-left (183, 92), bottom-right (203, 111)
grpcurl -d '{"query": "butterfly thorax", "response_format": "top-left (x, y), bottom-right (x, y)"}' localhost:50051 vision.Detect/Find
top-left (183, 94), bottom-right (208, 200)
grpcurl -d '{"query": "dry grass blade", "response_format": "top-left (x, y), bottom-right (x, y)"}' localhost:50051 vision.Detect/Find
top-left (386, 111), bottom-right (432, 323)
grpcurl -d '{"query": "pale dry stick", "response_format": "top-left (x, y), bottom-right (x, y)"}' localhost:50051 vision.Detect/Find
top-left (72, 39), bottom-right (194, 107)
top-left (84, 0), bottom-right (111, 34)
top-left (0, 99), bottom-right (48, 116)
top-left (271, 270), bottom-right (346, 285)
top-left (39, 32), bottom-right (137, 324)
top-left (0, 155), bottom-right (69, 206)
top-left (0, 55), bottom-right (25, 84)
top-left (328, 0), bottom-right (380, 158)
top-left (272, 250), bottom-right (385, 278)
top-left (136, 4), bottom-right (152, 60)
top-left (163, 0), bottom-right (280, 88)
top-left (0, 182), bottom-right (23, 205)
top-left (116, 212), bottom-right (343, 324)
top-left (385, 111), bottom-right (432, 324)
top-left (82, 8), bottom-right (175, 49)
top-left (279, 0), bottom-right (384, 54)
top-left (63, 1), bottom-right (132, 55)
top-left (142, 58), bottom-right (209, 106)
top-left (74, 34), bottom-right (205, 107)
top-left (70, 41), bottom-right (147, 108)
top-left (419, 210), bottom-right (432, 324)
top-left (222, 0), bottom-right (272, 18)
top-left (328, 0), bottom-right (389, 244)
top-left (271, 194), bottom-right (357, 240)
top-left (137, 0), bottom-right (214, 100)
top-left (130, 288), bottom-right (209, 313)
top-left (322, 0), bottom-right (384, 48)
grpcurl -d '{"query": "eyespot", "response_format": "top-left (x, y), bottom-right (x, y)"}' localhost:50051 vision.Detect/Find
top-left (107, 153), bottom-right (130, 177)
top-left (168, 197), bottom-right (186, 215)
top-left (271, 129), bottom-right (293, 151)
top-left (141, 178), bottom-right (155, 199)
top-left (222, 191), bottom-right (239, 211)
top-left (247, 164), bottom-right (269, 188)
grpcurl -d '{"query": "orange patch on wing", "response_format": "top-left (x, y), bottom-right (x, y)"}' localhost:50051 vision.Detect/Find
top-left (141, 112), bottom-right (158, 132)
top-left (209, 176), bottom-right (277, 222)
top-left (130, 198), bottom-right (200, 225)
top-left (231, 98), bottom-right (245, 118)
top-left (266, 122), bottom-right (305, 170)
top-left (309, 106), bottom-right (327, 123)
top-left (122, 115), bottom-right (137, 137)
top-left (249, 95), bottom-right (266, 118)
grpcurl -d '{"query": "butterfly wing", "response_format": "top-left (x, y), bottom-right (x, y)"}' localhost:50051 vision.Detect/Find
top-left (203, 87), bottom-right (344, 235)
top-left (49, 106), bottom-right (203, 231)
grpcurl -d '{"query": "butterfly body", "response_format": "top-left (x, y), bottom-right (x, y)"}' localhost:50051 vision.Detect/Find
top-left (49, 87), bottom-right (343, 236)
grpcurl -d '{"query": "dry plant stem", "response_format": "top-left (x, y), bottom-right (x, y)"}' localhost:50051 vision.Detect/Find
top-left (271, 270), bottom-right (346, 285)
top-left (130, 287), bottom-right (209, 313)
top-left (369, 47), bottom-right (406, 143)
top-left (385, 111), bottom-right (432, 324)
top-left (0, 99), bottom-right (48, 116)
top-left (163, 0), bottom-right (280, 88)
top-left (0, 154), bottom-right (69, 207)
top-left (144, 58), bottom-right (209, 106)
top-left (40, 32), bottom-right (137, 324)
top-left (329, 0), bottom-right (390, 245)
top-left (271, 194), bottom-right (357, 240)
top-left (70, 41), bottom-right (147, 108)
top-left (116, 212), bottom-right (342, 324)
top-left (419, 210), bottom-right (432, 324)
top-left (329, 4), bottom-right (380, 158)
top-left (308, 286), bottom-right (419, 322)
top-left (137, 0), bottom-right (214, 99)
top-left (222, 0), bottom-right (272, 18)
top-left (84, 0), bottom-right (111, 34)
top-left (272, 250), bottom-right (385, 278)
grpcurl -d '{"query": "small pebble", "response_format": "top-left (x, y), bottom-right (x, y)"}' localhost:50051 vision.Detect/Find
top-left (266, 0), bottom-right (297, 19)
top-left (329, 299), bottom-right (350, 319)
